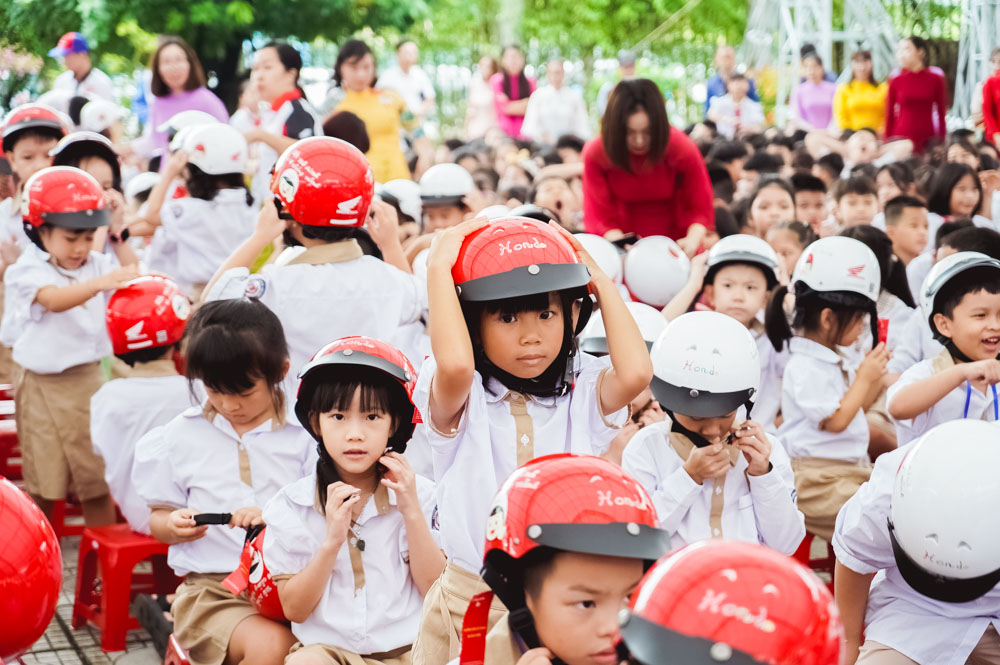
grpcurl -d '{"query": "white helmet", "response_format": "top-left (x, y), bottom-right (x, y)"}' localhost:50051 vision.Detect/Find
top-left (157, 109), bottom-right (219, 136)
top-left (705, 234), bottom-right (780, 288)
top-left (649, 311), bottom-right (760, 418)
top-left (889, 420), bottom-right (1000, 603)
top-left (183, 123), bottom-right (248, 175)
top-left (918, 251), bottom-right (1000, 343)
top-left (623, 236), bottom-right (691, 307)
top-left (477, 204), bottom-right (512, 219)
top-left (125, 172), bottom-right (162, 206)
top-left (575, 233), bottom-right (623, 284)
top-left (80, 99), bottom-right (126, 134)
top-left (378, 179), bottom-right (422, 222)
top-left (419, 163), bottom-right (475, 206)
top-left (36, 90), bottom-right (74, 117)
top-left (791, 236), bottom-right (880, 302)
top-left (580, 302), bottom-right (668, 355)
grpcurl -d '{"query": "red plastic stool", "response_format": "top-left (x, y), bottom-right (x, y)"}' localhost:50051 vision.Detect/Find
top-left (0, 421), bottom-right (19, 480)
top-left (0, 383), bottom-right (13, 400)
top-left (72, 524), bottom-right (182, 652)
top-left (794, 532), bottom-right (836, 593)
top-left (165, 634), bottom-right (192, 665)
top-left (51, 497), bottom-right (86, 539)
top-left (0, 399), bottom-right (14, 420)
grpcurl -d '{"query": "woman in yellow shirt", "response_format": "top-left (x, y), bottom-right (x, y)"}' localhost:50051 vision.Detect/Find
top-left (834, 50), bottom-right (888, 133)
top-left (329, 39), bottom-right (414, 182)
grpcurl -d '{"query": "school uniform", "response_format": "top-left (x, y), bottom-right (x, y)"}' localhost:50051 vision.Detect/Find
top-left (262, 474), bottom-right (438, 664)
top-left (887, 306), bottom-right (941, 375)
top-left (622, 417), bottom-right (804, 554)
top-left (0, 246), bottom-right (117, 501)
top-left (252, 90), bottom-right (322, 207)
top-left (135, 405), bottom-right (315, 665)
top-left (905, 252), bottom-right (933, 307)
top-left (409, 352), bottom-right (629, 665)
top-left (833, 442), bottom-right (1000, 665)
top-left (0, 196), bottom-right (27, 384)
top-left (887, 349), bottom-right (999, 446)
top-left (750, 322), bottom-right (787, 431)
top-left (159, 190), bottom-right (255, 299)
top-left (777, 337), bottom-right (872, 541)
top-left (90, 358), bottom-right (194, 534)
top-left (205, 239), bottom-right (426, 400)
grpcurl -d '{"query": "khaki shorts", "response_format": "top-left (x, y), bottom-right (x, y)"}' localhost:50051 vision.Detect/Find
top-left (791, 457), bottom-right (872, 542)
top-left (287, 642), bottom-right (410, 665)
top-left (857, 625), bottom-right (1000, 665)
top-left (172, 574), bottom-right (260, 665)
top-left (16, 362), bottom-right (108, 501)
top-left (410, 562), bottom-right (514, 665)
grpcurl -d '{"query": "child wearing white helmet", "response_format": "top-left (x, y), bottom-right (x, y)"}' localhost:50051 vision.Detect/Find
top-left (833, 420), bottom-right (1000, 665)
top-left (765, 235), bottom-right (889, 541)
top-left (419, 163), bottom-right (476, 232)
top-left (886, 251), bottom-right (1000, 445)
top-left (622, 311), bottom-right (804, 554)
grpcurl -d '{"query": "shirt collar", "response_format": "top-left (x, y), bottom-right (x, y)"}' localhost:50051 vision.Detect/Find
top-left (270, 88), bottom-right (302, 112)
top-left (127, 357), bottom-right (180, 379)
top-left (200, 402), bottom-right (287, 435)
top-left (788, 336), bottom-right (843, 364)
top-left (484, 377), bottom-right (559, 408)
top-left (286, 239), bottom-right (364, 266)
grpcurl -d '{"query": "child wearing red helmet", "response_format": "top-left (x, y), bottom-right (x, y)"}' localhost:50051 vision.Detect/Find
top-left (0, 166), bottom-right (137, 525)
top-left (260, 336), bottom-right (444, 665)
top-left (455, 454), bottom-right (670, 665)
top-left (90, 274), bottom-right (193, 534)
top-left (411, 216), bottom-right (653, 665)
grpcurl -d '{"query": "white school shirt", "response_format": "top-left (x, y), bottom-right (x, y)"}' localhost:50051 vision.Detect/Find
top-left (905, 252), bottom-right (933, 307)
top-left (887, 306), bottom-right (942, 375)
top-left (377, 65), bottom-right (436, 117)
top-left (262, 473), bottom-right (439, 650)
top-left (206, 242), bottom-right (426, 397)
top-left (134, 405), bottom-right (315, 576)
top-left (622, 418), bottom-right (804, 554)
top-left (833, 443), bottom-right (1000, 665)
top-left (159, 189), bottom-right (255, 285)
top-left (412, 352), bottom-right (629, 574)
top-left (0, 246), bottom-right (114, 373)
top-left (706, 94), bottom-right (765, 139)
top-left (777, 337), bottom-right (869, 461)
top-left (520, 85), bottom-right (591, 144)
top-left (90, 361), bottom-right (195, 534)
top-left (886, 350), bottom-right (999, 446)
top-left (53, 68), bottom-right (114, 101)
top-left (750, 325), bottom-right (787, 431)
top-left (0, 198), bottom-right (29, 248)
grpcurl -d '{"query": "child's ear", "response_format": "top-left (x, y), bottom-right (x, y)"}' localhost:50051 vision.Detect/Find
top-left (933, 312), bottom-right (953, 339)
top-left (702, 284), bottom-right (715, 309)
top-left (280, 357), bottom-right (291, 381)
top-left (818, 307), bottom-right (836, 333)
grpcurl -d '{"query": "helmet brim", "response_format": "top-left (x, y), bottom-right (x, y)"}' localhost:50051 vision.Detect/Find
top-left (525, 522), bottom-right (672, 562)
top-left (2, 122), bottom-right (65, 153)
top-left (456, 263), bottom-right (591, 302)
top-left (619, 613), bottom-right (762, 665)
top-left (650, 375), bottom-right (754, 419)
top-left (705, 255), bottom-right (779, 289)
top-left (40, 208), bottom-right (109, 229)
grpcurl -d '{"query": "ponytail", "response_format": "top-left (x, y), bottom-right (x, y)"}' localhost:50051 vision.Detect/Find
top-left (765, 284), bottom-right (793, 351)
top-left (885, 254), bottom-right (916, 308)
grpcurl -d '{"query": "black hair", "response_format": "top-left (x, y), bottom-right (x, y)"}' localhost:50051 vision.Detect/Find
top-left (849, 163), bottom-right (878, 181)
top-left (706, 140), bottom-right (749, 165)
top-left (555, 134), bottom-right (586, 154)
top-left (707, 163), bottom-right (735, 204)
top-left (839, 225), bottom-right (916, 307)
top-left (926, 162), bottom-right (982, 217)
top-left (445, 138), bottom-right (466, 152)
top-left (6, 128), bottom-right (62, 159)
top-left (939, 226), bottom-right (1000, 259)
top-left (528, 175), bottom-right (569, 204)
top-left (263, 41), bottom-right (303, 89)
top-left (499, 183), bottom-right (529, 206)
top-left (56, 148), bottom-right (123, 192)
top-left (24, 222), bottom-right (93, 252)
top-left (334, 39), bottom-right (376, 89)
top-left (935, 219), bottom-right (976, 250)
top-left (832, 175), bottom-right (877, 203)
top-left (884, 195), bottom-right (926, 227)
top-left (770, 220), bottom-right (817, 248)
top-left (981, 152), bottom-right (999, 171)
top-left (765, 282), bottom-right (871, 352)
top-left (472, 166), bottom-right (500, 193)
top-left (946, 136), bottom-right (981, 169)
top-left (815, 153), bottom-right (844, 178)
top-left (148, 153), bottom-right (163, 173)
top-left (185, 164), bottom-right (253, 206)
top-left (322, 110), bottom-right (370, 153)
top-left (906, 36), bottom-right (931, 67)
top-left (300, 224), bottom-right (364, 244)
top-left (184, 299), bottom-right (289, 415)
top-left (876, 161), bottom-right (915, 193)
top-left (743, 151), bottom-right (783, 175)
top-left (748, 175), bottom-right (795, 209)
top-left (767, 135), bottom-right (796, 152)
top-left (790, 172), bottom-right (826, 194)
top-left (522, 546), bottom-right (559, 600)
top-left (714, 206), bottom-right (740, 238)
top-left (791, 148), bottom-right (815, 172)
top-left (68, 95), bottom-right (90, 126)
top-left (500, 45), bottom-right (531, 101)
top-left (115, 343), bottom-right (175, 368)
top-left (934, 267), bottom-right (1000, 326)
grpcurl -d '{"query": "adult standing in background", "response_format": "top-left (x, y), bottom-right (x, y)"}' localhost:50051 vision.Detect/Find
top-left (48, 32), bottom-right (114, 101)
top-left (490, 45), bottom-right (536, 139)
top-left (465, 55), bottom-right (498, 140)
top-left (790, 52), bottom-right (837, 130)
top-left (521, 59), bottom-right (590, 144)
top-left (833, 50), bottom-right (887, 132)
top-left (598, 49), bottom-right (638, 116)
top-left (886, 36), bottom-right (947, 153)
top-left (146, 36), bottom-right (229, 156)
top-left (377, 40), bottom-right (436, 129)
top-left (980, 48), bottom-right (1000, 145)
top-left (583, 79), bottom-right (714, 251)
top-left (704, 45), bottom-right (759, 115)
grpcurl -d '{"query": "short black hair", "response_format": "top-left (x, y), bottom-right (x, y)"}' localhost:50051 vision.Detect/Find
top-left (68, 95), bottom-right (90, 126)
top-left (743, 151), bottom-right (783, 175)
top-left (706, 140), bottom-right (749, 165)
top-left (815, 153), bottom-right (845, 178)
top-left (790, 149), bottom-right (815, 172)
top-left (116, 344), bottom-right (175, 368)
top-left (707, 162), bottom-right (735, 204)
top-left (186, 164), bottom-right (253, 206)
top-left (939, 226), bottom-right (1000, 259)
top-left (884, 195), bottom-right (926, 227)
top-left (714, 206), bottom-right (740, 237)
top-left (521, 547), bottom-right (559, 600)
top-left (790, 172), bottom-right (826, 194)
top-left (555, 134), bottom-right (586, 154)
top-left (832, 175), bottom-right (876, 202)
top-left (935, 267), bottom-right (1000, 324)
top-left (322, 110), bottom-right (370, 153)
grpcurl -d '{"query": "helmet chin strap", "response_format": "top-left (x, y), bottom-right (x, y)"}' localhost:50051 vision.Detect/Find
top-left (508, 608), bottom-right (568, 665)
top-left (663, 397), bottom-right (755, 449)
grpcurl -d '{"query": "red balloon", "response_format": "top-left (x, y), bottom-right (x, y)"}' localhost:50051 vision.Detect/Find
top-left (0, 477), bottom-right (62, 661)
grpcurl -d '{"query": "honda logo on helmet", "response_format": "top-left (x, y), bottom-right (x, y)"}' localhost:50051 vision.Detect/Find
top-left (337, 195), bottom-right (362, 217)
top-left (847, 265), bottom-right (866, 279)
top-left (498, 238), bottom-right (547, 256)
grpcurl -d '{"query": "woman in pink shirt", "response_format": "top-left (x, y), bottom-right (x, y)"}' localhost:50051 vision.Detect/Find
top-left (489, 45), bottom-right (536, 138)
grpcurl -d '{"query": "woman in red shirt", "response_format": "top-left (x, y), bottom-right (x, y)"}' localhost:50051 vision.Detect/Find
top-left (582, 79), bottom-right (714, 253)
top-left (885, 36), bottom-right (946, 153)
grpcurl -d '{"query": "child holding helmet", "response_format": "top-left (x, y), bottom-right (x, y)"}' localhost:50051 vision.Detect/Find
top-left (0, 166), bottom-right (138, 525)
top-left (260, 336), bottom-right (443, 665)
top-left (765, 236), bottom-right (890, 541)
top-left (833, 420), bottom-right (1000, 664)
top-left (622, 311), bottom-right (804, 555)
top-left (411, 216), bottom-right (652, 664)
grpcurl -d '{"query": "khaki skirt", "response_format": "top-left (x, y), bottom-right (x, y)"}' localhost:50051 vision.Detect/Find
top-left (172, 574), bottom-right (261, 665)
top-left (287, 642), bottom-right (411, 665)
top-left (791, 457), bottom-right (872, 542)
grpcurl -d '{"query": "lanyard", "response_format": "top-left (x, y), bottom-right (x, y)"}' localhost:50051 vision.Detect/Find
top-left (963, 381), bottom-right (1000, 420)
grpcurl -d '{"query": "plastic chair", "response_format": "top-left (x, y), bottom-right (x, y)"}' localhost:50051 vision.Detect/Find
top-left (793, 532), bottom-right (836, 593)
top-left (0, 421), bottom-right (19, 480)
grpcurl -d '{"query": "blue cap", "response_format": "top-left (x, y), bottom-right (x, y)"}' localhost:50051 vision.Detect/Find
top-left (49, 32), bottom-right (90, 58)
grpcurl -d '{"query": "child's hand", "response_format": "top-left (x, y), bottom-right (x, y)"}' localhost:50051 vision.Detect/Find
top-left (229, 507), bottom-right (264, 529)
top-left (323, 482), bottom-right (361, 547)
top-left (686, 250), bottom-right (710, 289)
top-left (164, 150), bottom-right (189, 179)
top-left (380, 452), bottom-right (420, 518)
top-left (367, 199), bottom-right (401, 249)
top-left (104, 188), bottom-right (127, 231)
top-left (857, 342), bottom-right (890, 385)
top-left (427, 217), bottom-right (490, 271)
top-left (167, 508), bottom-right (209, 543)
top-left (0, 235), bottom-right (22, 268)
top-left (683, 443), bottom-right (732, 485)
top-left (94, 264), bottom-right (140, 292)
top-left (637, 400), bottom-right (666, 428)
top-left (964, 358), bottom-right (1000, 386)
top-left (254, 197), bottom-right (287, 241)
top-left (516, 648), bottom-right (555, 665)
top-left (732, 420), bottom-right (772, 476)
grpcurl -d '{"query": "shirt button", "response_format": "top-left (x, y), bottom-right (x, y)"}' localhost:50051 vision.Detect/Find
top-left (715, 486), bottom-right (722, 495)
top-left (713, 528), bottom-right (721, 536)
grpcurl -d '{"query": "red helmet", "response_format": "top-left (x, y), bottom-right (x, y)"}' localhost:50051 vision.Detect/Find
top-left (0, 478), bottom-right (62, 660)
top-left (619, 541), bottom-right (842, 665)
top-left (23, 166), bottom-right (108, 229)
top-left (106, 275), bottom-right (191, 356)
top-left (223, 526), bottom-right (285, 623)
top-left (452, 217), bottom-right (591, 303)
top-left (2, 103), bottom-right (68, 153)
top-left (295, 336), bottom-right (418, 451)
top-left (270, 136), bottom-right (374, 228)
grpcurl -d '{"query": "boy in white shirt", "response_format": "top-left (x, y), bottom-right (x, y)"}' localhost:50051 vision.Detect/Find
top-left (834, 420), bottom-right (1000, 665)
top-left (706, 73), bottom-right (764, 139)
top-left (92, 275), bottom-right (194, 533)
top-left (888, 251), bottom-right (1000, 444)
top-left (622, 311), bottom-right (804, 555)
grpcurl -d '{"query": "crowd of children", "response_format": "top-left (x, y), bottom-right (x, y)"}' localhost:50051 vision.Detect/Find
top-left (4, 41), bottom-right (1000, 665)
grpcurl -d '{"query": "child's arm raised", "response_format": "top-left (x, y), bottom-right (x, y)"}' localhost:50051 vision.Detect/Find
top-left (834, 560), bottom-right (875, 665)
top-left (661, 251), bottom-right (709, 323)
top-left (137, 150), bottom-right (188, 232)
top-left (103, 189), bottom-right (139, 267)
top-left (381, 453), bottom-right (446, 594)
top-left (203, 198), bottom-right (286, 296)
top-left (554, 224), bottom-right (653, 415)
top-left (276, 482), bottom-right (360, 623)
top-left (367, 199), bottom-right (412, 274)
top-left (426, 218), bottom-right (491, 432)
top-left (888, 360), bottom-right (1000, 421)
top-left (35, 264), bottom-right (138, 313)
top-left (821, 343), bottom-right (889, 433)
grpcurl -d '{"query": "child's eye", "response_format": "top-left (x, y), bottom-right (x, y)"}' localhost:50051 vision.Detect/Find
top-left (575, 600), bottom-right (596, 610)
top-left (499, 313), bottom-right (517, 323)
top-left (366, 413), bottom-right (382, 421)
top-left (331, 413), bottom-right (345, 420)
top-left (540, 310), bottom-right (556, 320)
